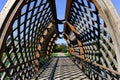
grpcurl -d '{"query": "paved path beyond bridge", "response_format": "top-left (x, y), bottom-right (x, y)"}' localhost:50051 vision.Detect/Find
top-left (56, 52), bottom-right (65, 57)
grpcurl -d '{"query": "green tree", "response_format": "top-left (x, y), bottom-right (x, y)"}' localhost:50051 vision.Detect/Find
top-left (53, 43), bottom-right (68, 53)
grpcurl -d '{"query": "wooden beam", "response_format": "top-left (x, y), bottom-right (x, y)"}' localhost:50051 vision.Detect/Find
top-left (48, 22), bottom-right (53, 28)
top-left (66, 21), bottom-right (78, 34)
top-left (65, 0), bottom-right (73, 20)
top-left (64, 33), bottom-right (71, 40)
top-left (77, 39), bottom-right (85, 59)
top-left (64, 0), bottom-right (73, 33)
top-left (43, 29), bottom-right (48, 36)
top-left (48, 0), bottom-right (59, 32)
top-left (66, 21), bottom-right (85, 68)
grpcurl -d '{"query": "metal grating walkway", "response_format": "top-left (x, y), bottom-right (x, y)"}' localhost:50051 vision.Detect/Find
top-left (34, 57), bottom-right (89, 80)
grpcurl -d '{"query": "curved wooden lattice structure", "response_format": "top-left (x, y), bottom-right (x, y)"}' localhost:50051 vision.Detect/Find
top-left (64, 0), bottom-right (120, 79)
top-left (0, 0), bottom-right (58, 79)
top-left (0, 0), bottom-right (120, 79)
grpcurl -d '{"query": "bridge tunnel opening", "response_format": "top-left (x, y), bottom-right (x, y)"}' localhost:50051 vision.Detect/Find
top-left (0, 0), bottom-right (120, 79)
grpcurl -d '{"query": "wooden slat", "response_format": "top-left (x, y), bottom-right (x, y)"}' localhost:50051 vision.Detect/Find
top-left (64, 33), bottom-right (71, 40)
top-left (66, 22), bottom-right (78, 34)
top-left (100, 40), bottom-right (117, 68)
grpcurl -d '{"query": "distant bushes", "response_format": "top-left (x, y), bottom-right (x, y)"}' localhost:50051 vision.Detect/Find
top-left (52, 43), bottom-right (68, 53)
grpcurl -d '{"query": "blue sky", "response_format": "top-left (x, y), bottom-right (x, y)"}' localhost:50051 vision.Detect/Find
top-left (0, 0), bottom-right (120, 44)
top-left (112, 0), bottom-right (120, 14)
top-left (55, 0), bottom-right (67, 44)
top-left (0, 0), bottom-right (7, 12)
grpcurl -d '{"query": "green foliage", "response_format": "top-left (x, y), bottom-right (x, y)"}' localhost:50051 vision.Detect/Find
top-left (1, 52), bottom-right (7, 60)
top-left (65, 52), bottom-right (71, 57)
top-left (53, 43), bottom-right (68, 53)
top-left (51, 53), bottom-right (58, 57)
top-left (52, 44), bottom-right (58, 52)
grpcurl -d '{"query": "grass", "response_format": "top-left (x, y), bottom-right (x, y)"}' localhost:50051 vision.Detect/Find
top-left (51, 53), bottom-right (58, 57)
top-left (64, 52), bottom-right (71, 57)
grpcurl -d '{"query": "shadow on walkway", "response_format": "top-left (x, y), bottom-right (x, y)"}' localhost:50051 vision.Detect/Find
top-left (34, 53), bottom-right (89, 80)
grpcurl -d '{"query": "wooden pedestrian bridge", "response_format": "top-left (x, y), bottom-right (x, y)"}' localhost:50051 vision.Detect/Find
top-left (0, 0), bottom-right (120, 79)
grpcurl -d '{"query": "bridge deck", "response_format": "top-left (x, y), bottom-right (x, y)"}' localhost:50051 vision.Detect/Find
top-left (34, 56), bottom-right (89, 80)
